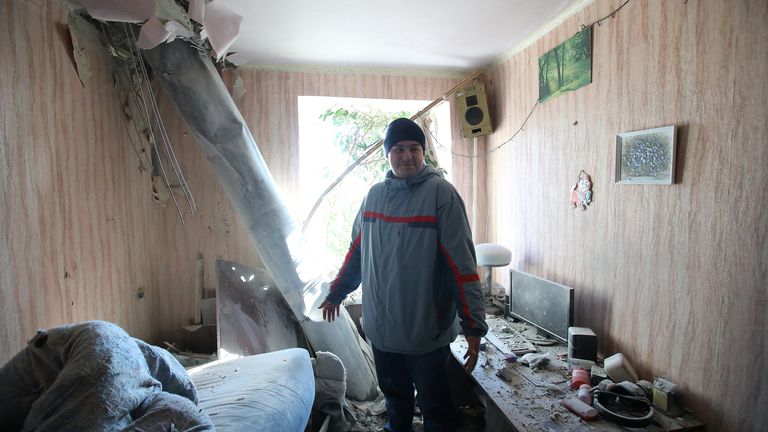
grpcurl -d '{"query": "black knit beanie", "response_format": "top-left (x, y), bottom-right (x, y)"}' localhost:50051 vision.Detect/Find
top-left (383, 118), bottom-right (426, 155)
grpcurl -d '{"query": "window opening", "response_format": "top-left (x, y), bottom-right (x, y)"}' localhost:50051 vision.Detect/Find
top-left (297, 96), bottom-right (452, 270)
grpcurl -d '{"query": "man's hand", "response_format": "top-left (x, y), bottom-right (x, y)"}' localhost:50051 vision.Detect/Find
top-left (463, 335), bottom-right (481, 373)
top-left (318, 299), bottom-right (340, 322)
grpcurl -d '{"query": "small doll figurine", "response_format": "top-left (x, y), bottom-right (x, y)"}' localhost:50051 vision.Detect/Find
top-left (570, 171), bottom-right (593, 210)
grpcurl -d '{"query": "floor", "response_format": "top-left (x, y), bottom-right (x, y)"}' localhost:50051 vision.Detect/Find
top-left (349, 403), bottom-right (486, 432)
top-left (348, 363), bottom-right (488, 432)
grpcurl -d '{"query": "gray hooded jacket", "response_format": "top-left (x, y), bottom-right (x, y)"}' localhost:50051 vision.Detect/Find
top-left (326, 165), bottom-right (487, 354)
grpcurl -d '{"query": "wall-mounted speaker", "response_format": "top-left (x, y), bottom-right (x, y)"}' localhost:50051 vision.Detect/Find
top-left (456, 82), bottom-right (493, 138)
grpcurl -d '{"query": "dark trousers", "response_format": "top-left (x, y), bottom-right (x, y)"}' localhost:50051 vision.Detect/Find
top-left (372, 344), bottom-right (457, 432)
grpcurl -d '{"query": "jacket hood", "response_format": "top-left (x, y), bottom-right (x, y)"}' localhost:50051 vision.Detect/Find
top-left (385, 164), bottom-right (439, 191)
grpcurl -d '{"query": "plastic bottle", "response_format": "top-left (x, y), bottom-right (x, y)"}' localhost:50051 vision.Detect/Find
top-left (577, 384), bottom-right (592, 405)
top-left (571, 367), bottom-right (589, 389)
top-left (562, 396), bottom-right (598, 420)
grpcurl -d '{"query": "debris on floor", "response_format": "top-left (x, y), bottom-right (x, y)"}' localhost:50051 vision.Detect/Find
top-left (345, 402), bottom-right (486, 432)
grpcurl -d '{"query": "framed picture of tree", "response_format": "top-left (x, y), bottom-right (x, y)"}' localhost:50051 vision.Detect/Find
top-left (615, 125), bottom-right (677, 185)
top-left (538, 26), bottom-right (593, 103)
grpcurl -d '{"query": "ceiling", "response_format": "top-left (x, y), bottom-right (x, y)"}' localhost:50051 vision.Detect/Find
top-left (220, 0), bottom-right (584, 72)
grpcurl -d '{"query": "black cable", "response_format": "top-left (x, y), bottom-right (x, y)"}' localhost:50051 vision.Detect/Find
top-left (580, 0), bottom-right (633, 31)
top-left (593, 389), bottom-right (655, 428)
top-left (488, 101), bottom-right (539, 153)
top-left (490, 0), bottom-right (637, 155)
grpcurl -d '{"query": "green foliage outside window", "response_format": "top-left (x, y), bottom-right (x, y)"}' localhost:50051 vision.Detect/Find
top-left (320, 107), bottom-right (446, 179)
top-left (316, 106), bottom-right (445, 261)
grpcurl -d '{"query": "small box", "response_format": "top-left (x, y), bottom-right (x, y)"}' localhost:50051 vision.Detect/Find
top-left (182, 324), bottom-right (216, 354)
top-left (568, 327), bottom-right (597, 367)
top-left (604, 353), bottom-right (639, 383)
top-left (653, 377), bottom-right (683, 417)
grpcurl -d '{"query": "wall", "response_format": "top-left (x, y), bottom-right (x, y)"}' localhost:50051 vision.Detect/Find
top-left (484, 0), bottom-right (767, 430)
top-left (0, 0), bottom-right (163, 362)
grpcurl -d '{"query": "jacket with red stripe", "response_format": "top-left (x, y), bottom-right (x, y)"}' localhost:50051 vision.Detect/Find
top-left (325, 165), bottom-right (487, 354)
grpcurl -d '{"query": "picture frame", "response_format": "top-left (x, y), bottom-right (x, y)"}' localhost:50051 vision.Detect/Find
top-left (538, 26), bottom-right (593, 103)
top-left (615, 125), bottom-right (677, 185)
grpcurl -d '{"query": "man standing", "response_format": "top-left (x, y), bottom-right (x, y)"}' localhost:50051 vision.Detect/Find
top-left (319, 118), bottom-right (487, 432)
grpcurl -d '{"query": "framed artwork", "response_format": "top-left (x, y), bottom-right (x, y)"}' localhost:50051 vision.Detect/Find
top-left (538, 26), bottom-right (593, 103)
top-left (615, 125), bottom-right (677, 184)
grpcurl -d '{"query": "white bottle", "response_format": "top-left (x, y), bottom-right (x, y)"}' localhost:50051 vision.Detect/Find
top-left (577, 384), bottom-right (592, 405)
